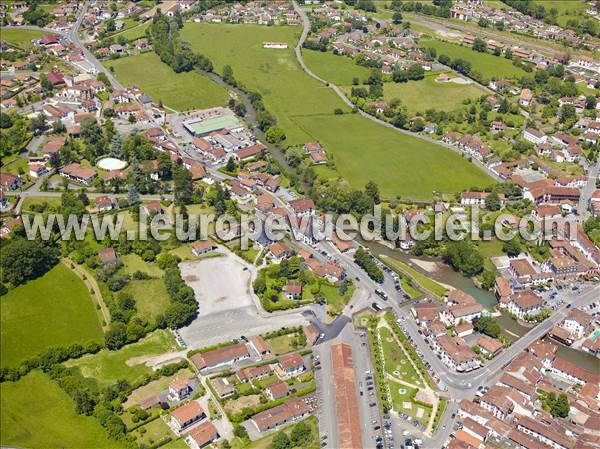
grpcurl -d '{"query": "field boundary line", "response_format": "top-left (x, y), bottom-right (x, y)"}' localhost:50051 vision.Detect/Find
top-left (62, 259), bottom-right (110, 331)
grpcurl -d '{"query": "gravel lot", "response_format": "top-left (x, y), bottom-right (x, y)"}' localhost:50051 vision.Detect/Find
top-left (177, 253), bottom-right (307, 349)
top-left (179, 254), bottom-right (254, 315)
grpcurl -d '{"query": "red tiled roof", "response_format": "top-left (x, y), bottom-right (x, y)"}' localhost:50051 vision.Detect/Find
top-left (170, 400), bottom-right (204, 425)
top-left (332, 343), bottom-right (363, 449)
top-left (187, 420), bottom-right (219, 447)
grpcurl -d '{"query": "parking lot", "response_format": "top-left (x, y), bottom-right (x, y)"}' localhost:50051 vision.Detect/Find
top-left (177, 253), bottom-right (307, 349)
top-left (179, 254), bottom-right (254, 315)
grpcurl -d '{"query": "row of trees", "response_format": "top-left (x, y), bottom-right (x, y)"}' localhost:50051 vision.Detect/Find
top-left (354, 248), bottom-right (384, 283)
top-left (148, 10), bottom-right (213, 73)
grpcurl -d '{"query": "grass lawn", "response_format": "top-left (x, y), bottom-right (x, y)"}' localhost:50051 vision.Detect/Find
top-left (181, 23), bottom-right (492, 200)
top-left (267, 334), bottom-right (300, 355)
top-left (1, 157), bottom-right (29, 177)
top-left (232, 416), bottom-right (319, 449)
top-left (120, 253), bottom-right (164, 277)
top-left (378, 255), bottom-right (448, 298)
top-left (160, 439), bottom-right (189, 449)
top-left (303, 49), bottom-right (372, 86)
top-left (123, 368), bottom-right (193, 409)
top-left (419, 39), bottom-right (528, 81)
top-left (123, 278), bottom-right (171, 322)
top-left (2, 29), bottom-right (45, 50)
top-left (0, 371), bottom-right (123, 449)
top-left (387, 380), bottom-right (431, 425)
top-left (1, 263), bottom-right (103, 368)
top-left (401, 278), bottom-right (422, 299)
top-left (115, 22), bottom-right (150, 41)
top-left (130, 417), bottom-right (172, 447)
top-left (105, 52), bottom-right (229, 111)
top-left (383, 72), bottom-right (486, 114)
top-left (380, 327), bottom-right (423, 387)
top-left (65, 330), bottom-right (177, 387)
top-left (20, 195), bottom-right (62, 212)
top-left (322, 282), bottom-right (354, 315)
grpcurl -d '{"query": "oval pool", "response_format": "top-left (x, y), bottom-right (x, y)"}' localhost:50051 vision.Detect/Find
top-left (97, 157), bottom-right (128, 171)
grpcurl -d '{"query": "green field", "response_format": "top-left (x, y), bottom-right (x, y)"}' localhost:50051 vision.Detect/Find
top-left (419, 39), bottom-right (528, 80)
top-left (383, 72), bottom-right (486, 114)
top-left (1, 371), bottom-right (123, 449)
top-left (65, 330), bottom-right (177, 386)
top-left (105, 52), bottom-right (229, 111)
top-left (179, 23), bottom-right (491, 199)
top-left (181, 23), bottom-right (348, 144)
top-left (292, 114), bottom-right (492, 199)
top-left (116, 22), bottom-right (150, 40)
top-left (303, 49), bottom-right (372, 86)
top-left (1, 263), bottom-right (103, 368)
top-left (123, 278), bottom-right (170, 322)
top-left (2, 28), bottom-right (45, 50)
top-left (120, 253), bottom-right (164, 277)
top-left (532, 0), bottom-right (588, 27)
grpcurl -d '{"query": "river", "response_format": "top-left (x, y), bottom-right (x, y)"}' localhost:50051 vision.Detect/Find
top-left (362, 239), bottom-right (600, 372)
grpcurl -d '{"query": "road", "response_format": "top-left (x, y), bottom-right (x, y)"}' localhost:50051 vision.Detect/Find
top-left (578, 159), bottom-right (600, 221)
top-left (291, 1), bottom-right (501, 182)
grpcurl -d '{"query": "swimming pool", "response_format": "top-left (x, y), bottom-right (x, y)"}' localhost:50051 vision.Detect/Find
top-left (97, 157), bottom-right (127, 171)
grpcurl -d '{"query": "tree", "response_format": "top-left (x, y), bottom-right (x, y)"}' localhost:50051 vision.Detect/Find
top-left (106, 17), bottom-right (116, 32)
top-left (473, 316), bottom-right (502, 338)
top-left (585, 95), bottom-right (597, 110)
top-left (290, 421), bottom-right (312, 447)
top-left (173, 166), bottom-right (193, 205)
top-left (128, 185), bottom-right (140, 205)
top-left (550, 393), bottom-right (570, 418)
top-left (443, 241), bottom-right (483, 277)
top-left (407, 63), bottom-right (425, 80)
top-left (105, 322), bottom-right (127, 350)
top-left (0, 239), bottom-right (59, 286)
top-left (368, 83), bottom-right (383, 99)
top-left (234, 102), bottom-right (246, 117)
top-left (472, 38), bottom-right (487, 53)
top-left (559, 104), bottom-right (576, 122)
top-left (233, 424), bottom-right (249, 440)
top-left (392, 11), bottom-right (403, 24)
top-left (365, 181), bottom-right (380, 204)
top-left (485, 191), bottom-right (501, 211)
top-left (268, 431), bottom-right (291, 449)
top-left (40, 73), bottom-right (54, 91)
top-left (502, 238), bottom-right (521, 257)
top-left (257, 111), bottom-right (276, 131)
top-left (285, 148), bottom-right (303, 167)
top-left (222, 65), bottom-right (236, 86)
top-left (392, 69), bottom-right (409, 83)
top-left (225, 157), bottom-right (237, 173)
top-left (30, 114), bottom-right (47, 133)
top-left (265, 127), bottom-right (286, 144)
top-left (0, 113), bottom-right (12, 129)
